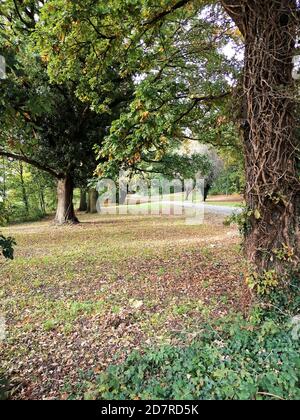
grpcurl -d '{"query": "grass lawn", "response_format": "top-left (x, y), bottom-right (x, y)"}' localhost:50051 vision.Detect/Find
top-left (205, 202), bottom-right (244, 208)
top-left (0, 213), bottom-right (251, 400)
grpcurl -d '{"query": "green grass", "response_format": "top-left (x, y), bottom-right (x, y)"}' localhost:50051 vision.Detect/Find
top-left (206, 201), bottom-right (244, 208)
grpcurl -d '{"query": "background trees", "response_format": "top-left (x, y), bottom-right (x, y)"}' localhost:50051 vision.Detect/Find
top-left (0, 0), bottom-right (131, 224)
top-left (1, 0), bottom-right (298, 295)
top-left (35, 0), bottom-right (299, 293)
top-left (0, 159), bottom-right (56, 222)
top-left (0, 53), bottom-right (107, 223)
top-left (0, 201), bottom-right (15, 260)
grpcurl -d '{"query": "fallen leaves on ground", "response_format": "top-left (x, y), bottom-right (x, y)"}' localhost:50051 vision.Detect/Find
top-left (0, 213), bottom-right (252, 399)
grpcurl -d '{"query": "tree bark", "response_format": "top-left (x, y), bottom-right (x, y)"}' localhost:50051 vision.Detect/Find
top-left (19, 162), bottom-right (29, 216)
top-left (55, 175), bottom-right (79, 224)
top-left (88, 188), bottom-right (99, 214)
top-left (204, 182), bottom-right (211, 202)
top-left (222, 0), bottom-right (300, 282)
top-left (39, 188), bottom-right (46, 215)
top-left (78, 188), bottom-right (88, 212)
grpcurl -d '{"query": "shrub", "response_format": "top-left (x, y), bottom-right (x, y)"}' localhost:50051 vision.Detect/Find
top-left (0, 375), bottom-right (9, 401)
top-left (0, 234), bottom-right (15, 260)
top-left (89, 315), bottom-right (300, 400)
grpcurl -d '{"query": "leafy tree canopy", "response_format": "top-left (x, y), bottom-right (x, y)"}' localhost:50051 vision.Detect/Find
top-left (36, 0), bottom-right (242, 177)
top-left (0, 0), bottom-right (132, 186)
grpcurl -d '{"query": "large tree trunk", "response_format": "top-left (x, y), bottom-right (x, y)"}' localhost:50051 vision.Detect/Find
top-left (222, 0), bottom-right (300, 285)
top-left (78, 188), bottom-right (88, 212)
top-left (87, 188), bottom-right (99, 214)
top-left (55, 175), bottom-right (79, 224)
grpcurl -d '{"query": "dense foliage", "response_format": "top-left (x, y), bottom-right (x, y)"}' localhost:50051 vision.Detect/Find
top-left (37, 0), bottom-right (241, 178)
top-left (85, 313), bottom-right (300, 401)
top-left (0, 159), bottom-right (57, 223)
top-left (210, 164), bottom-right (244, 195)
top-left (0, 0), bottom-right (133, 223)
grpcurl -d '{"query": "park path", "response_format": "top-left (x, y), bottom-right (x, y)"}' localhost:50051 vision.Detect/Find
top-left (161, 201), bottom-right (242, 216)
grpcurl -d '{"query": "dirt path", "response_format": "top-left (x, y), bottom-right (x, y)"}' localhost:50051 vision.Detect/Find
top-left (161, 201), bottom-right (242, 216)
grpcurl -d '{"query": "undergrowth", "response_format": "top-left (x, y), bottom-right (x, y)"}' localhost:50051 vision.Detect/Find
top-left (80, 308), bottom-right (300, 401)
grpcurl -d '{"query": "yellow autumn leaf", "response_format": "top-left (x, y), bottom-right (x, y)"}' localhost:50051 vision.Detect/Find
top-left (254, 209), bottom-right (261, 220)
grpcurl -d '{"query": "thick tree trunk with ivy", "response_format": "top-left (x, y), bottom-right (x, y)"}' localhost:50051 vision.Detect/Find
top-left (222, 0), bottom-right (300, 285)
top-left (55, 175), bottom-right (79, 225)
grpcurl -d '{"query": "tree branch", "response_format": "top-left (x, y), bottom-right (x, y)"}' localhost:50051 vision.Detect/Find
top-left (189, 91), bottom-right (231, 102)
top-left (12, 0), bottom-right (35, 30)
top-left (174, 91), bottom-right (231, 124)
top-left (220, 0), bottom-right (246, 37)
top-left (0, 150), bottom-right (62, 179)
top-left (85, 18), bottom-right (116, 40)
top-left (182, 135), bottom-right (235, 148)
top-left (143, 0), bottom-right (192, 26)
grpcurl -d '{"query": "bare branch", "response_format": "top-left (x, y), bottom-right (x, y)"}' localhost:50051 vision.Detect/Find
top-left (174, 91), bottom-right (231, 124)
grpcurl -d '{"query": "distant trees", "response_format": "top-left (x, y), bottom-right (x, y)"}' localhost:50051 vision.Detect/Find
top-left (78, 189), bottom-right (88, 213)
top-left (210, 165), bottom-right (243, 196)
top-left (0, 1), bottom-right (130, 224)
top-left (0, 159), bottom-right (55, 222)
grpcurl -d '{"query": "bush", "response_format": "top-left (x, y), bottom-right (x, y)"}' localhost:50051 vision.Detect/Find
top-left (0, 375), bottom-right (9, 401)
top-left (89, 315), bottom-right (300, 400)
top-left (7, 204), bottom-right (45, 224)
top-left (0, 234), bottom-right (16, 260)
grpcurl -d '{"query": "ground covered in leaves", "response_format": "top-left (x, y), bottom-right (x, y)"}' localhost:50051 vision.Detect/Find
top-left (0, 213), bottom-right (251, 400)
